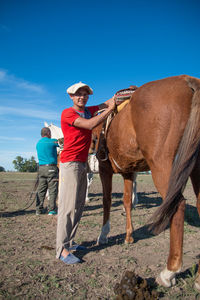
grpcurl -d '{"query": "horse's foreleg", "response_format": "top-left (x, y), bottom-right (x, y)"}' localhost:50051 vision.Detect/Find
top-left (122, 173), bottom-right (134, 244)
top-left (156, 198), bottom-right (185, 287)
top-left (132, 172), bottom-right (138, 208)
top-left (85, 173), bottom-right (93, 203)
top-left (97, 164), bottom-right (113, 245)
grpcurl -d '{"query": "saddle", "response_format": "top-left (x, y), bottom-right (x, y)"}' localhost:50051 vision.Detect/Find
top-left (114, 85), bottom-right (138, 103)
top-left (115, 86), bottom-right (138, 112)
top-left (96, 85), bottom-right (138, 161)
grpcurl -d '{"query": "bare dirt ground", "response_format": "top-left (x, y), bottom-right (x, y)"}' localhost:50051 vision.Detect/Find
top-left (0, 172), bottom-right (200, 299)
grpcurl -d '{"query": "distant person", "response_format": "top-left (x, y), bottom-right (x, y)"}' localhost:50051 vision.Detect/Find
top-left (56, 81), bottom-right (115, 265)
top-left (35, 127), bottom-right (59, 215)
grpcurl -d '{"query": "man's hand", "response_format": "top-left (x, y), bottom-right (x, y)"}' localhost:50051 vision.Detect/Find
top-left (104, 96), bottom-right (116, 111)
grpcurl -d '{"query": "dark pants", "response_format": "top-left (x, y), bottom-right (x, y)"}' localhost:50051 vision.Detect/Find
top-left (36, 165), bottom-right (59, 213)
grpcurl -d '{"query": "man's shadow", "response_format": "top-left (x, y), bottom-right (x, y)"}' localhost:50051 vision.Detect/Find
top-left (0, 209), bottom-right (36, 218)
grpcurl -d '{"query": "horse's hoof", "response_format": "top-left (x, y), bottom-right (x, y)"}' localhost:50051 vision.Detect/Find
top-left (125, 237), bottom-right (134, 244)
top-left (97, 236), bottom-right (108, 245)
top-left (171, 277), bottom-right (176, 286)
top-left (156, 274), bottom-right (173, 288)
top-left (194, 274), bottom-right (200, 291)
top-left (156, 269), bottom-right (177, 288)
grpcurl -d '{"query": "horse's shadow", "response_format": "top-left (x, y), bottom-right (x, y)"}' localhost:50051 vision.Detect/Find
top-left (0, 209), bottom-right (36, 218)
top-left (86, 191), bottom-right (200, 227)
top-left (84, 191), bottom-right (162, 216)
top-left (185, 203), bottom-right (200, 227)
top-left (83, 192), bottom-right (123, 216)
top-left (82, 191), bottom-right (200, 258)
top-left (137, 192), bottom-right (162, 208)
top-left (75, 222), bottom-right (156, 263)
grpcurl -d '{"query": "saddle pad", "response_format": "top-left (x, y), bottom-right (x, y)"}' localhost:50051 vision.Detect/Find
top-left (114, 86), bottom-right (137, 103)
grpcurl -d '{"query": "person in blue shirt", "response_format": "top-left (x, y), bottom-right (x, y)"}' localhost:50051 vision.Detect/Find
top-left (36, 127), bottom-right (59, 215)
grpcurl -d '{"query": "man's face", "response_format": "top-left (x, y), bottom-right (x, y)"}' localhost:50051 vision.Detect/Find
top-left (70, 87), bottom-right (89, 109)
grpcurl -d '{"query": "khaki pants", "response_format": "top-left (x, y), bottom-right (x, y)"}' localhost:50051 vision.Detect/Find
top-left (36, 165), bottom-right (58, 213)
top-left (56, 161), bottom-right (87, 259)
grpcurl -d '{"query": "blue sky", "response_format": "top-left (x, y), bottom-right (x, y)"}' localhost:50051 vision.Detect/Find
top-left (0, 0), bottom-right (200, 171)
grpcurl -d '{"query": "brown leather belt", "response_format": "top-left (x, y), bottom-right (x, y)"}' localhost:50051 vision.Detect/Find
top-left (40, 164), bottom-right (57, 166)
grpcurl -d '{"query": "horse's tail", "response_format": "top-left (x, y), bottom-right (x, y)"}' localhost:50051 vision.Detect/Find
top-left (149, 76), bottom-right (200, 234)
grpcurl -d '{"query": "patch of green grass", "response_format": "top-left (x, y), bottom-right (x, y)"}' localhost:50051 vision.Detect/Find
top-left (26, 259), bottom-right (43, 267)
top-left (73, 289), bottom-right (88, 300)
top-left (184, 222), bottom-right (197, 234)
top-left (134, 217), bottom-right (146, 225)
top-left (32, 273), bottom-right (64, 293)
top-left (83, 266), bottom-right (95, 276)
top-left (126, 256), bottom-right (138, 264)
top-left (87, 277), bottom-right (98, 288)
top-left (80, 219), bottom-right (100, 228)
top-left (0, 248), bottom-right (8, 255)
top-left (0, 288), bottom-right (11, 299)
top-left (145, 267), bottom-right (152, 274)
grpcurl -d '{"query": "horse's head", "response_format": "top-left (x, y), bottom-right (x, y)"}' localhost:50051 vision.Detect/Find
top-left (44, 122), bottom-right (64, 140)
top-left (44, 122), bottom-right (64, 152)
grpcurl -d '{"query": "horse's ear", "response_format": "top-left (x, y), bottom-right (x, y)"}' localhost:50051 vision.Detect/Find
top-left (44, 121), bottom-right (49, 127)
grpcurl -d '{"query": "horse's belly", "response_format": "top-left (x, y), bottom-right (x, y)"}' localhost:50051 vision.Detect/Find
top-left (109, 152), bottom-right (149, 173)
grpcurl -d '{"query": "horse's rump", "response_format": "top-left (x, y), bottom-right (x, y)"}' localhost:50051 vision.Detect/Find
top-left (149, 76), bottom-right (200, 233)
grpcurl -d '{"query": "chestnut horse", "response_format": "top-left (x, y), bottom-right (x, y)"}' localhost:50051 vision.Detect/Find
top-left (95, 75), bottom-right (200, 290)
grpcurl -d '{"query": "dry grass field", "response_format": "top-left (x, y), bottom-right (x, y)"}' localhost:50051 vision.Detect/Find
top-left (0, 172), bottom-right (200, 299)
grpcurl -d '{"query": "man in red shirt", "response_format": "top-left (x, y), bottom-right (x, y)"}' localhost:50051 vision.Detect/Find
top-left (56, 82), bottom-right (115, 264)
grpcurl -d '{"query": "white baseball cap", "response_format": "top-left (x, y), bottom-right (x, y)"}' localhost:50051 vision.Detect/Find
top-left (67, 82), bottom-right (93, 95)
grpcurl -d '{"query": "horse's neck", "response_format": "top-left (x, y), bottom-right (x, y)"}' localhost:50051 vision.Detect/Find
top-left (89, 105), bottom-right (126, 155)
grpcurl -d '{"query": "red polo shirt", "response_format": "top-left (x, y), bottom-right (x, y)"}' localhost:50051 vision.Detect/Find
top-left (60, 106), bottom-right (99, 163)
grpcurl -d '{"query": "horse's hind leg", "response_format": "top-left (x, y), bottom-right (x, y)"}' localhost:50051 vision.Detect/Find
top-left (97, 162), bottom-right (113, 245)
top-left (190, 157), bottom-right (200, 291)
top-left (151, 166), bottom-right (185, 287)
top-left (190, 156), bottom-right (200, 216)
top-left (160, 199), bottom-right (185, 286)
top-left (122, 173), bottom-right (134, 244)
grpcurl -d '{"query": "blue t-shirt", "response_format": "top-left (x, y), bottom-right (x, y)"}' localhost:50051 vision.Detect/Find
top-left (36, 137), bottom-right (59, 165)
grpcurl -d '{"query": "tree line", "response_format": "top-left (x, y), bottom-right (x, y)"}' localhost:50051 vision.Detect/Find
top-left (0, 156), bottom-right (38, 172)
top-left (12, 156), bottom-right (38, 172)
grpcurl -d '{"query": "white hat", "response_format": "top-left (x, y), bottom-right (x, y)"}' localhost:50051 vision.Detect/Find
top-left (67, 82), bottom-right (93, 95)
